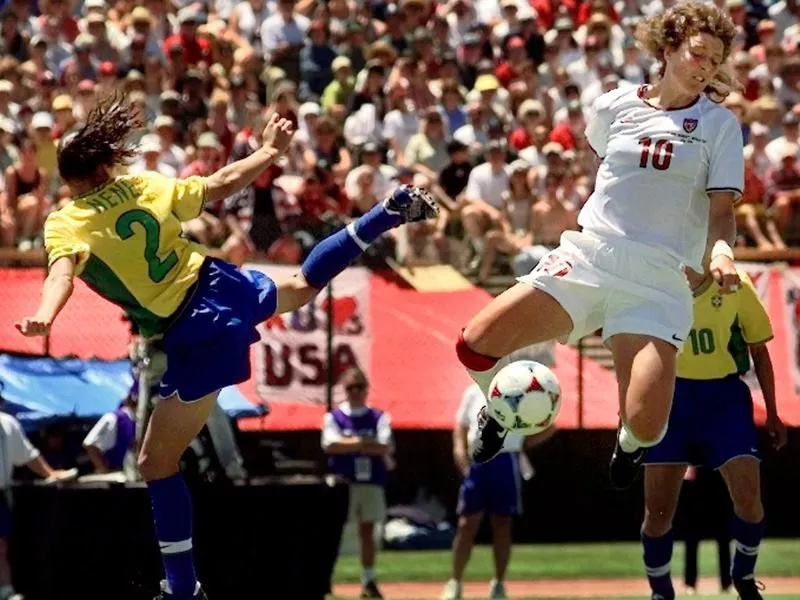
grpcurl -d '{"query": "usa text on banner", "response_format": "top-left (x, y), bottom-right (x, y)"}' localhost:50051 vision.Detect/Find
top-left (249, 264), bottom-right (371, 405)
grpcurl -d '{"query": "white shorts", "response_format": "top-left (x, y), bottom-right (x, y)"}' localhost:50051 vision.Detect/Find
top-left (517, 230), bottom-right (693, 349)
top-left (347, 484), bottom-right (387, 524)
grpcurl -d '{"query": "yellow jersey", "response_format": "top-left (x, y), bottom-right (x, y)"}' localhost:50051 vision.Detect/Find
top-left (44, 172), bottom-right (208, 338)
top-left (677, 270), bottom-right (773, 380)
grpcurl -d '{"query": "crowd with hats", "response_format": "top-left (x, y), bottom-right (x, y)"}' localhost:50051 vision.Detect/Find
top-left (2, 0), bottom-right (800, 275)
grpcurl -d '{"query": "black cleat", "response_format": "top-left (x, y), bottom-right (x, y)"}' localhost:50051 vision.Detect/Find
top-left (154, 581), bottom-right (208, 600)
top-left (609, 436), bottom-right (646, 490)
top-left (383, 185), bottom-right (439, 223)
top-left (360, 580), bottom-right (384, 599)
top-left (733, 578), bottom-right (765, 600)
top-left (469, 406), bottom-right (508, 465)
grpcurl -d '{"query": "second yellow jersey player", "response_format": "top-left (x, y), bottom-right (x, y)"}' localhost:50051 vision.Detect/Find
top-left (676, 270), bottom-right (773, 381)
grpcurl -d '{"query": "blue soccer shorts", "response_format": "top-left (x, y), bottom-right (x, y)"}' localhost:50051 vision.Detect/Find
top-left (157, 258), bottom-right (277, 402)
top-left (457, 451), bottom-right (523, 516)
top-left (644, 375), bottom-right (759, 469)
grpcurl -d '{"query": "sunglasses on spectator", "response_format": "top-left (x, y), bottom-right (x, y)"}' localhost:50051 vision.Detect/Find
top-left (346, 383), bottom-right (367, 391)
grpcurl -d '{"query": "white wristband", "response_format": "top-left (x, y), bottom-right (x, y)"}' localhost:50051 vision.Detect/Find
top-left (711, 240), bottom-right (734, 261)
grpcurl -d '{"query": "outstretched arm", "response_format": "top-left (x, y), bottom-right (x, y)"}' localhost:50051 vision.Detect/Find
top-left (204, 113), bottom-right (294, 205)
top-left (15, 255), bottom-right (75, 336)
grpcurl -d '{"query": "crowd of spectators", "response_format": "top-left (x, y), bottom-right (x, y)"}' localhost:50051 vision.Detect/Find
top-left (2, 0), bottom-right (800, 280)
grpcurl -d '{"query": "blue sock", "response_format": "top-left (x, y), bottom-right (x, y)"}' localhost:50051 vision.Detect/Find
top-left (148, 473), bottom-right (198, 597)
top-left (300, 202), bottom-right (401, 289)
top-left (642, 530), bottom-right (675, 599)
top-left (731, 515), bottom-right (764, 580)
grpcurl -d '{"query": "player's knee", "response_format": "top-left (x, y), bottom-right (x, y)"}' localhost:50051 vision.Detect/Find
top-left (735, 498), bottom-right (764, 524)
top-left (642, 510), bottom-right (673, 538)
top-left (457, 514), bottom-right (483, 534)
top-left (456, 330), bottom-right (499, 371)
top-left (730, 480), bottom-right (764, 523)
top-left (137, 450), bottom-right (177, 482)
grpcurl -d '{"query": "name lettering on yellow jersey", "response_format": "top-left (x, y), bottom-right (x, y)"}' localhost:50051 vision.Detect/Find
top-left (84, 180), bottom-right (137, 213)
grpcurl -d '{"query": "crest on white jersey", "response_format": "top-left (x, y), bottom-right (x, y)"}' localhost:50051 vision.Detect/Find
top-left (683, 118), bottom-right (698, 133)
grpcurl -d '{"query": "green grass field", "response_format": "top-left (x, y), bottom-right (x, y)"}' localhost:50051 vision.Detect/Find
top-left (333, 539), bottom-right (800, 583)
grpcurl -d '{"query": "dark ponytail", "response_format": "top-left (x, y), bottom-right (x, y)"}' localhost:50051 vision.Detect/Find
top-left (57, 92), bottom-right (145, 182)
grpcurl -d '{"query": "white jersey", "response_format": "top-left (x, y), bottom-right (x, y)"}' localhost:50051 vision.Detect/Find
top-left (581, 85), bottom-right (744, 272)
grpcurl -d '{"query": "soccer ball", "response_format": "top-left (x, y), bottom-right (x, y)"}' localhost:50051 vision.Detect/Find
top-left (487, 360), bottom-right (561, 434)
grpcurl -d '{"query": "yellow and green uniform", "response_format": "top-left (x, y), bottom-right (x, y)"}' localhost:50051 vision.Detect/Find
top-left (677, 270), bottom-right (773, 380)
top-left (644, 269), bottom-right (772, 469)
top-left (44, 172), bottom-right (208, 338)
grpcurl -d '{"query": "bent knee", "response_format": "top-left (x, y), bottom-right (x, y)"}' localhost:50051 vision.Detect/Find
top-left (16, 194), bottom-right (40, 212)
top-left (734, 498), bottom-right (764, 524)
top-left (137, 450), bottom-right (179, 482)
top-left (456, 330), bottom-right (498, 370)
top-left (642, 508), bottom-right (673, 538)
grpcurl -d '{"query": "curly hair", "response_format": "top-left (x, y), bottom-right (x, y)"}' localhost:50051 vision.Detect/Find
top-left (57, 92), bottom-right (144, 183)
top-left (635, 1), bottom-right (739, 102)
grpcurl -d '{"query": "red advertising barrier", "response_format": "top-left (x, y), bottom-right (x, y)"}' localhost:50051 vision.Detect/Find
top-left (2, 265), bottom-right (799, 430)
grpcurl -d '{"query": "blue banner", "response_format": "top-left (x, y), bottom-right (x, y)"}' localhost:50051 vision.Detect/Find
top-left (0, 354), bottom-right (266, 430)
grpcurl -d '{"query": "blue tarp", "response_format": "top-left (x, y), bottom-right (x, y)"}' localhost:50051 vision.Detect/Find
top-left (0, 354), bottom-right (266, 431)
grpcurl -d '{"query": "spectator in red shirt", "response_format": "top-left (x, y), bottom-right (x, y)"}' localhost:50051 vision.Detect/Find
top-left (732, 51), bottom-right (761, 102)
top-left (508, 99), bottom-right (544, 152)
top-left (548, 100), bottom-right (584, 151)
top-left (35, 0), bottom-right (78, 44)
top-left (163, 8), bottom-right (212, 67)
top-left (531, 0), bottom-right (578, 31)
top-left (495, 36), bottom-right (527, 89)
top-left (576, 0), bottom-right (618, 26)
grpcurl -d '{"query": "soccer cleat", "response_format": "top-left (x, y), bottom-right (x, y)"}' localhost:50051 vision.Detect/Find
top-left (609, 437), bottom-right (646, 490)
top-left (733, 578), bottom-right (765, 600)
top-left (440, 579), bottom-right (462, 600)
top-left (383, 185), bottom-right (439, 223)
top-left (154, 581), bottom-right (208, 600)
top-left (360, 580), bottom-right (384, 599)
top-left (469, 406), bottom-right (508, 464)
top-left (489, 579), bottom-right (508, 599)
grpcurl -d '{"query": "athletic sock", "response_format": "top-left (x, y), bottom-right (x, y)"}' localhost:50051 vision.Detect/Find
top-left (619, 422), bottom-right (664, 453)
top-left (361, 568), bottom-right (375, 585)
top-left (642, 530), bottom-right (675, 600)
top-left (300, 202), bottom-right (401, 289)
top-left (731, 515), bottom-right (764, 580)
top-left (618, 424), bottom-right (642, 453)
top-left (455, 331), bottom-right (502, 397)
top-left (148, 473), bottom-right (198, 597)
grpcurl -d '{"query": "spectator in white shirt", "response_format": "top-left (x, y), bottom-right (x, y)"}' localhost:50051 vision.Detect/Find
top-left (153, 115), bottom-right (186, 173)
top-left (765, 112), bottom-right (800, 167)
top-left (345, 143), bottom-right (396, 213)
top-left (0, 381), bottom-right (74, 600)
top-left (745, 122), bottom-right (774, 179)
top-left (129, 135), bottom-right (178, 177)
top-left (461, 140), bottom-right (511, 264)
top-left (260, 0), bottom-right (309, 79)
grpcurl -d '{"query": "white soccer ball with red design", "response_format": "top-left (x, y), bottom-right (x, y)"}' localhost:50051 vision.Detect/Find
top-left (487, 360), bottom-right (561, 434)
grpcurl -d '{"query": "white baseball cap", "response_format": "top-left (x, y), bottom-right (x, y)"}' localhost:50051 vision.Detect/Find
top-left (139, 134), bottom-right (161, 154)
top-left (31, 111), bottom-right (54, 130)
